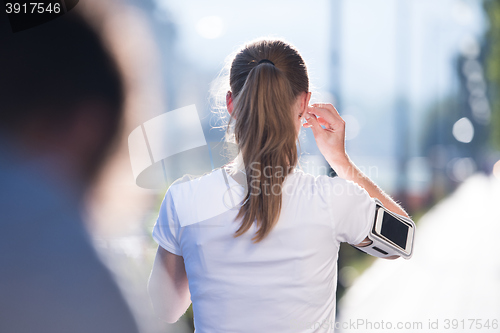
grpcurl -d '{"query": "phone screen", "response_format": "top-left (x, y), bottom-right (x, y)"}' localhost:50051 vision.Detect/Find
top-left (380, 212), bottom-right (409, 249)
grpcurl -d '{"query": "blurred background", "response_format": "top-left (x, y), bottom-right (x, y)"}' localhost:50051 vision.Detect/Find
top-left (86, 0), bottom-right (500, 332)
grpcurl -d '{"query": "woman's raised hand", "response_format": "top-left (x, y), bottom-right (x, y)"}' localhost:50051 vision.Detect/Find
top-left (303, 103), bottom-right (411, 220)
top-left (303, 103), bottom-right (348, 168)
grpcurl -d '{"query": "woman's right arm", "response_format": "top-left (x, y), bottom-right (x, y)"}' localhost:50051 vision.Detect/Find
top-left (304, 103), bottom-right (408, 260)
top-left (148, 246), bottom-right (191, 323)
top-left (303, 103), bottom-right (410, 219)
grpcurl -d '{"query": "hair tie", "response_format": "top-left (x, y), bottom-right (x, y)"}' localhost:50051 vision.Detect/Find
top-left (258, 59), bottom-right (275, 66)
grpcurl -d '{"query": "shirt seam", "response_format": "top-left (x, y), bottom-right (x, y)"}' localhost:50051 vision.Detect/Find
top-left (152, 231), bottom-right (183, 256)
top-left (168, 190), bottom-right (184, 256)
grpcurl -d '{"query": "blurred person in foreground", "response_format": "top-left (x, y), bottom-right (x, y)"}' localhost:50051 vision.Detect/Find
top-left (148, 38), bottom-right (411, 332)
top-left (0, 10), bottom-right (140, 333)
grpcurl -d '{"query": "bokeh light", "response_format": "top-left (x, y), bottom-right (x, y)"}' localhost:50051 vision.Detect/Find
top-left (452, 117), bottom-right (474, 143)
top-left (493, 160), bottom-right (500, 180)
top-left (196, 16), bottom-right (224, 39)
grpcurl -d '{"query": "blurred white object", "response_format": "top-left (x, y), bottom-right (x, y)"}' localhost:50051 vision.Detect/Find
top-left (452, 117), bottom-right (474, 143)
top-left (128, 105), bottom-right (209, 189)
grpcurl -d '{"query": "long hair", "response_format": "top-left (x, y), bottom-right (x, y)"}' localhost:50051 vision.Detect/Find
top-left (227, 39), bottom-right (309, 243)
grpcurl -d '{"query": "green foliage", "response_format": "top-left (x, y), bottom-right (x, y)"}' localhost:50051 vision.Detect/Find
top-left (484, 0), bottom-right (500, 149)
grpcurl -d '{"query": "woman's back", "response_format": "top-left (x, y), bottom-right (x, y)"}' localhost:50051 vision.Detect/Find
top-left (153, 164), bottom-right (375, 332)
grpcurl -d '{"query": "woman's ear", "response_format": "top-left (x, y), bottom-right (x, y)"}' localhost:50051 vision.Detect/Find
top-left (301, 91), bottom-right (312, 112)
top-left (226, 91), bottom-right (234, 115)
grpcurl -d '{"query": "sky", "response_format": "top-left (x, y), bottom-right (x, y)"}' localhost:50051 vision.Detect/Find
top-left (155, 0), bottom-right (331, 89)
top-left (155, 0), bottom-right (485, 102)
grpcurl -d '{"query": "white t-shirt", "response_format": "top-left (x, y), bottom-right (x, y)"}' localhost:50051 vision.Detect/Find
top-left (152, 161), bottom-right (376, 333)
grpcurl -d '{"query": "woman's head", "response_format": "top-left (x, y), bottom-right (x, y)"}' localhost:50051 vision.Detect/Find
top-left (227, 39), bottom-right (310, 138)
top-left (224, 38), bottom-right (310, 242)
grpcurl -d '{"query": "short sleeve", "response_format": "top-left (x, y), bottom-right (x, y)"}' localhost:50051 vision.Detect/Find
top-left (152, 189), bottom-right (183, 256)
top-left (319, 176), bottom-right (376, 245)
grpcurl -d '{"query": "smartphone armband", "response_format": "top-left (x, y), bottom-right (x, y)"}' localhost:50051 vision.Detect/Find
top-left (353, 198), bottom-right (416, 260)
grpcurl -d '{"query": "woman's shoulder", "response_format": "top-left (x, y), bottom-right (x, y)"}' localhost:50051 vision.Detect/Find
top-left (167, 168), bottom-right (224, 192)
top-left (172, 164), bottom-right (232, 184)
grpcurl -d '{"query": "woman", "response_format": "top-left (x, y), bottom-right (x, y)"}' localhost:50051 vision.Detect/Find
top-left (148, 38), bottom-right (410, 332)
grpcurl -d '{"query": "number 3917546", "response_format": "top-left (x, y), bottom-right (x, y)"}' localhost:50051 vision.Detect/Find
top-left (6, 2), bottom-right (61, 14)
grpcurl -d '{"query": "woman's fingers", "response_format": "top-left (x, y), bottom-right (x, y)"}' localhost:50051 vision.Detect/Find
top-left (312, 104), bottom-right (344, 126)
top-left (305, 116), bottom-right (330, 128)
top-left (308, 103), bottom-right (344, 131)
top-left (316, 117), bottom-right (329, 126)
top-left (312, 103), bottom-right (342, 120)
top-left (307, 105), bottom-right (334, 124)
top-left (304, 112), bottom-right (323, 137)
